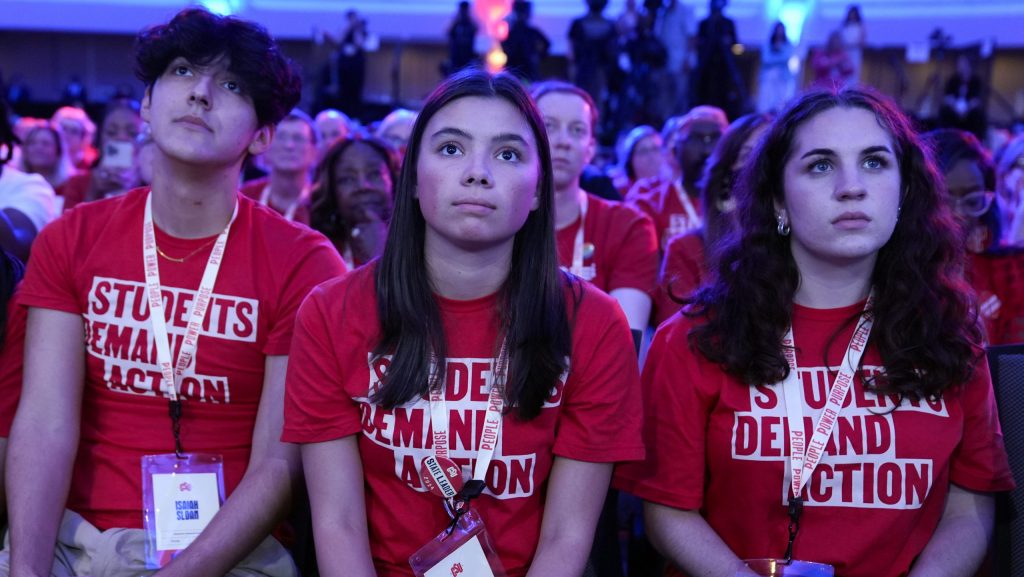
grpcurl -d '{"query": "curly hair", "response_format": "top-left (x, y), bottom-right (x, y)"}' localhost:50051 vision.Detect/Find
top-left (688, 87), bottom-right (981, 400)
top-left (309, 135), bottom-right (400, 245)
top-left (134, 7), bottom-right (301, 128)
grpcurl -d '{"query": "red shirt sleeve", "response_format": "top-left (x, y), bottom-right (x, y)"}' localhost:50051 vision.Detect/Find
top-left (261, 235), bottom-right (347, 356)
top-left (613, 315), bottom-right (719, 509)
top-left (605, 204), bottom-right (658, 294)
top-left (949, 353), bottom-right (1015, 492)
top-left (282, 278), bottom-right (364, 443)
top-left (654, 232), bottom-right (705, 326)
top-left (18, 213), bottom-right (79, 315)
top-left (0, 290), bottom-right (26, 437)
top-left (553, 283), bottom-right (645, 463)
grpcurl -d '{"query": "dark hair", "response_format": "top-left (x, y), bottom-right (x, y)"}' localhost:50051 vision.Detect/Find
top-left (0, 94), bottom-right (16, 165)
top-left (310, 135), bottom-right (400, 243)
top-left (0, 250), bottom-right (24, 349)
top-left (699, 113), bottom-right (773, 253)
top-left (689, 87), bottom-right (980, 400)
top-left (374, 68), bottom-right (573, 420)
top-left (530, 80), bottom-right (599, 136)
top-left (924, 128), bottom-right (1000, 251)
top-left (134, 7), bottom-right (301, 128)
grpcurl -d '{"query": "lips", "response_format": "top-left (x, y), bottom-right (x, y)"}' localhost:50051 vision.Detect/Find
top-left (453, 199), bottom-right (496, 210)
top-left (831, 211), bottom-right (871, 224)
top-left (175, 115), bottom-right (212, 131)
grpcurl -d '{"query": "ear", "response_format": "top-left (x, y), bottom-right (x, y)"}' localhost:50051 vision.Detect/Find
top-left (141, 86), bottom-right (153, 123)
top-left (248, 124), bottom-right (273, 156)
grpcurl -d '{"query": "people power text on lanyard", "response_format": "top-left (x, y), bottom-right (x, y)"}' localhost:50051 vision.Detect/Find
top-left (424, 338), bottom-right (509, 528)
top-left (569, 190), bottom-right (596, 280)
top-left (779, 293), bottom-right (875, 561)
top-left (143, 192), bottom-right (238, 456)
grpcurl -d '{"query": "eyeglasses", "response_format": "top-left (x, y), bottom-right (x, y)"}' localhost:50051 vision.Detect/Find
top-left (952, 191), bottom-right (995, 218)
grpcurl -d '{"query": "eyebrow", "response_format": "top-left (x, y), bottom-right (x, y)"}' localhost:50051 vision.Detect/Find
top-left (800, 145), bottom-right (893, 159)
top-left (429, 127), bottom-right (529, 146)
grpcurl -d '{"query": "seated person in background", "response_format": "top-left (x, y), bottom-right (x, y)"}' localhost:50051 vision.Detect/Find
top-left (240, 110), bottom-right (318, 225)
top-left (14, 121), bottom-right (79, 200)
top-left (3, 8), bottom-right (346, 577)
top-left (60, 98), bottom-right (144, 209)
top-left (654, 112), bottom-right (771, 326)
top-left (51, 105), bottom-right (98, 169)
top-left (613, 125), bottom-right (664, 197)
top-left (926, 128), bottom-right (1024, 345)
top-left (0, 249), bottom-right (25, 524)
top-left (313, 108), bottom-right (351, 158)
top-left (532, 80), bottom-right (658, 333)
top-left (0, 98), bottom-right (59, 262)
top-left (628, 105), bottom-right (728, 249)
top-left (938, 54), bottom-right (986, 141)
top-left (617, 87), bottom-right (1013, 577)
top-left (374, 107), bottom-right (417, 157)
top-left (309, 136), bottom-right (398, 268)
top-left (996, 134), bottom-right (1024, 244)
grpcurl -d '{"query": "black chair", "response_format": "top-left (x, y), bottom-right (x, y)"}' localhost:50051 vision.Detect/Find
top-left (986, 344), bottom-right (1024, 577)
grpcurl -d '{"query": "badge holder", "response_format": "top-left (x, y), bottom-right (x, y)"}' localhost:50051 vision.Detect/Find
top-left (141, 453), bottom-right (226, 569)
top-left (409, 504), bottom-right (506, 577)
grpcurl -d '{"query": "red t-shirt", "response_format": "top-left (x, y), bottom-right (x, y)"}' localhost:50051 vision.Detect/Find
top-left (17, 187), bottom-right (347, 530)
top-left (239, 177), bottom-right (311, 226)
top-left (626, 177), bottom-right (703, 249)
top-left (968, 250), bottom-right (1024, 345)
top-left (615, 303), bottom-right (1014, 577)
top-left (654, 231), bottom-right (706, 327)
top-left (282, 265), bottom-right (645, 577)
top-left (555, 193), bottom-right (658, 295)
top-left (0, 288), bottom-right (25, 436)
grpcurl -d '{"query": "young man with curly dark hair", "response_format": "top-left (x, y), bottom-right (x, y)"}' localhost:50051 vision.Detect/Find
top-left (2, 8), bottom-right (345, 577)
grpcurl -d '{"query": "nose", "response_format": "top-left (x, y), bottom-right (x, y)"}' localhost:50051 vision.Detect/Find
top-left (461, 154), bottom-right (493, 187)
top-left (835, 166), bottom-right (867, 200)
top-left (188, 76), bottom-right (212, 109)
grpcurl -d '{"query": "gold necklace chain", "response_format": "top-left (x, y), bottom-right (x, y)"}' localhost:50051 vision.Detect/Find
top-left (155, 238), bottom-right (219, 263)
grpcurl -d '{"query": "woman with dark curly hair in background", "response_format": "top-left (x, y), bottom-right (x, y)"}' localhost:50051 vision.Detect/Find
top-left (616, 87), bottom-right (1013, 577)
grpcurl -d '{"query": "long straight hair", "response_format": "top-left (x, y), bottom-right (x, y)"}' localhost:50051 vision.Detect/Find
top-left (374, 69), bottom-right (573, 420)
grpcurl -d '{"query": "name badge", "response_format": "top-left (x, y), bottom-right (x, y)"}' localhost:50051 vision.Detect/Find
top-left (141, 453), bottom-right (226, 569)
top-left (409, 508), bottom-right (506, 577)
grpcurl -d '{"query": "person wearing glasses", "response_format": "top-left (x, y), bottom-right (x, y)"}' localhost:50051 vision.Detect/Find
top-left (926, 128), bottom-right (1024, 345)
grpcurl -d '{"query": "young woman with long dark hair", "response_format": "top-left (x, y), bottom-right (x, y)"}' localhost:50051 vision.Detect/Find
top-left (283, 69), bottom-right (643, 577)
top-left (616, 87), bottom-right (1012, 577)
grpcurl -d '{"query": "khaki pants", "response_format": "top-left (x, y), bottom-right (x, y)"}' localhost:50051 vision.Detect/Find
top-left (0, 510), bottom-right (298, 577)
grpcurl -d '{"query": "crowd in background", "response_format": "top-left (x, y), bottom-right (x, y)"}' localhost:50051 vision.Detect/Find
top-left (0, 1), bottom-right (1022, 576)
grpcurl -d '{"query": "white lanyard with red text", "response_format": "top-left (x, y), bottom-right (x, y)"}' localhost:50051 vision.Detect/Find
top-left (258, 184), bottom-right (307, 222)
top-left (140, 191), bottom-right (236, 566)
top-left (569, 191), bottom-right (596, 280)
top-left (778, 292), bottom-right (874, 561)
top-left (421, 338), bottom-right (509, 510)
top-left (673, 179), bottom-right (700, 226)
top-left (143, 191), bottom-right (237, 449)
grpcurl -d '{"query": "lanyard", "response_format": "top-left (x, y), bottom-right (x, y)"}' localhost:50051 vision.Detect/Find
top-left (570, 190), bottom-right (589, 274)
top-left (673, 179), bottom-right (700, 227)
top-left (779, 292), bottom-right (874, 560)
top-left (143, 192), bottom-right (238, 455)
top-left (427, 338), bottom-right (509, 523)
top-left (259, 184), bottom-right (307, 222)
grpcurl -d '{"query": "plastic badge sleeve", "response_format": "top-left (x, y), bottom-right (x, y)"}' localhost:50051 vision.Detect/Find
top-left (409, 508), bottom-right (507, 577)
top-left (141, 453), bottom-right (226, 569)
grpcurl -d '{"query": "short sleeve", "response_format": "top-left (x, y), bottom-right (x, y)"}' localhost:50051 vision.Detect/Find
top-left (949, 354), bottom-right (1015, 492)
top-left (613, 317), bottom-right (718, 510)
top-left (552, 288), bottom-right (644, 463)
top-left (654, 233), bottom-right (704, 326)
top-left (606, 208), bottom-right (658, 294)
top-left (18, 216), bottom-right (79, 314)
top-left (262, 239), bottom-right (347, 355)
top-left (282, 283), bottom-right (363, 443)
